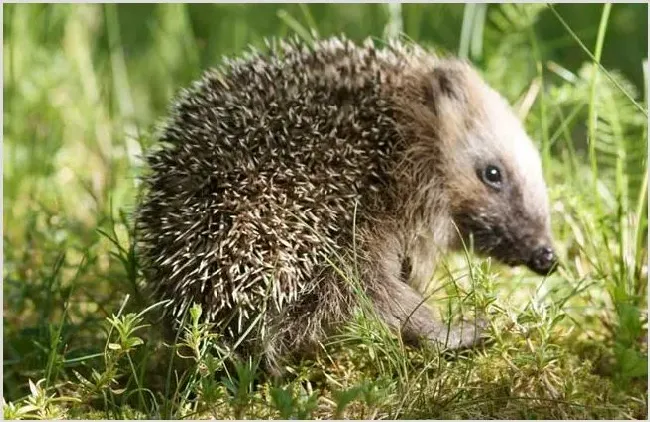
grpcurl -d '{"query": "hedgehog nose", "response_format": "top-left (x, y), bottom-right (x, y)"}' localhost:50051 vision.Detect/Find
top-left (529, 246), bottom-right (557, 275)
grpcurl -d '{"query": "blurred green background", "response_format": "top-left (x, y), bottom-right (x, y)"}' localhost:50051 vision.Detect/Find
top-left (2, 3), bottom-right (648, 412)
top-left (3, 3), bottom-right (647, 225)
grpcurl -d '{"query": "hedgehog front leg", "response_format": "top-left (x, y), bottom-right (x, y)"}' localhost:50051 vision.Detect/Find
top-left (369, 275), bottom-right (484, 350)
top-left (361, 226), bottom-right (484, 349)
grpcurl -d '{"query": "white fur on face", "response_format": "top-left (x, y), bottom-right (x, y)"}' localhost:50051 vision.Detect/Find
top-left (468, 84), bottom-right (551, 230)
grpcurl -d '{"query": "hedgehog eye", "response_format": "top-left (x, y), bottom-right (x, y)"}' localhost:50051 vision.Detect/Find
top-left (481, 165), bottom-right (503, 189)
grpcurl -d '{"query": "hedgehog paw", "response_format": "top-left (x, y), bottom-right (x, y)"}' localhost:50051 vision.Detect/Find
top-left (432, 317), bottom-right (489, 350)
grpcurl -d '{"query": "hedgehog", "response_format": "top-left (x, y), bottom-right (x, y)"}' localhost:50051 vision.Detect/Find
top-left (136, 36), bottom-right (557, 372)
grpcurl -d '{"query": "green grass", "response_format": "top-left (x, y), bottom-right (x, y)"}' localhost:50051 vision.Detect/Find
top-left (3, 3), bottom-right (648, 419)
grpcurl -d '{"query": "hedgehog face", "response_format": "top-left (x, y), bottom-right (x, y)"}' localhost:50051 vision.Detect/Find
top-left (426, 62), bottom-right (557, 275)
top-left (449, 134), bottom-right (557, 276)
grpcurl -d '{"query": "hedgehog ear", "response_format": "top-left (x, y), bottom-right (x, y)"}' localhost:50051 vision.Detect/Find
top-left (424, 63), bottom-right (469, 112)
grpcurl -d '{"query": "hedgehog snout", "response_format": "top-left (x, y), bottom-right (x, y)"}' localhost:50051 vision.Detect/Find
top-left (527, 245), bottom-right (557, 275)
